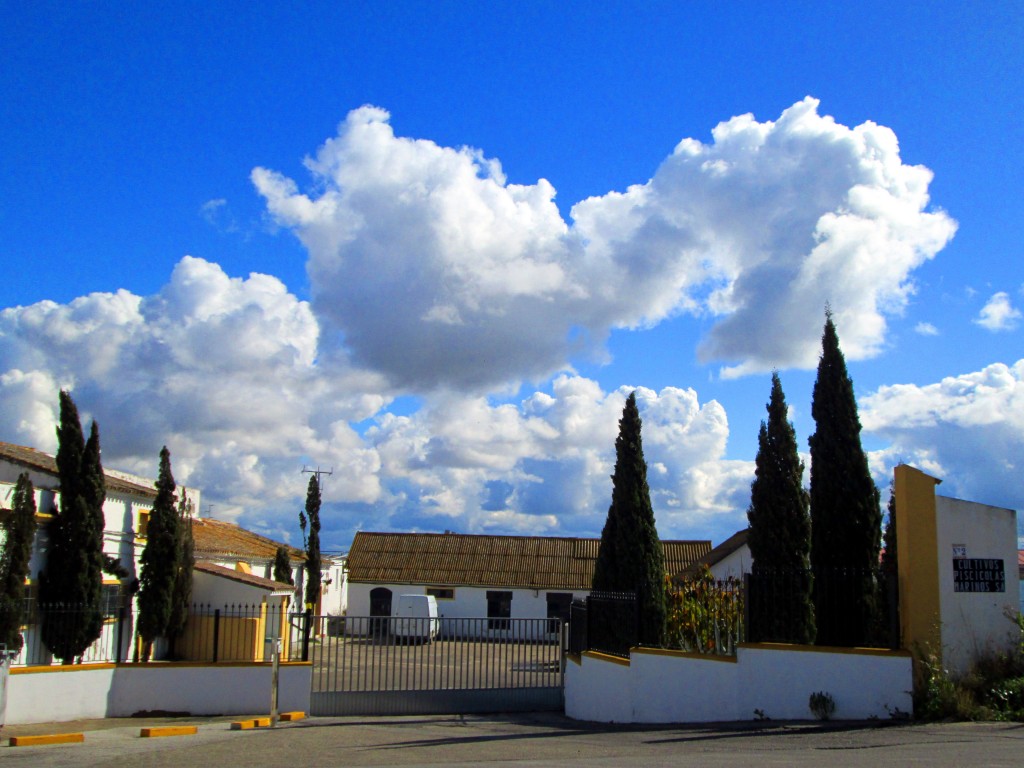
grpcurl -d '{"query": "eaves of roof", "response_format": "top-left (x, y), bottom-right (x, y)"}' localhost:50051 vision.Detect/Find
top-left (194, 560), bottom-right (294, 593)
top-left (0, 440), bottom-right (157, 499)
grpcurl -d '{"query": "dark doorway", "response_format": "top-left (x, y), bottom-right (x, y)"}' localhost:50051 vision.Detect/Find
top-left (370, 587), bottom-right (393, 635)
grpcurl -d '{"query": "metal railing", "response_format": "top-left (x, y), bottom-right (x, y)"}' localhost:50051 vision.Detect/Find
top-left (569, 567), bottom-right (899, 659)
top-left (307, 616), bottom-right (564, 715)
top-left (1, 601), bottom-right (296, 666)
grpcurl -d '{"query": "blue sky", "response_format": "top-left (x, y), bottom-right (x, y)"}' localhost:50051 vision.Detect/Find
top-left (2, 3), bottom-right (1022, 551)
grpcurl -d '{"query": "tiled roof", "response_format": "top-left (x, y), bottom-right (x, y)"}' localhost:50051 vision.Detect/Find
top-left (194, 561), bottom-right (294, 592)
top-left (0, 440), bottom-right (157, 498)
top-left (191, 517), bottom-right (305, 563)
top-left (346, 531), bottom-right (711, 591)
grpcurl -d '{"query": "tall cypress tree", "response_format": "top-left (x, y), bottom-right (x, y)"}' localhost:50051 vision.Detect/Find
top-left (747, 373), bottom-right (814, 643)
top-left (274, 546), bottom-right (295, 586)
top-left (300, 475), bottom-right (322, 610)
top-left (877, 484), bottom-right (899, 646)
top-left (809, 311), bottom-right (881, 646)
top-left (39, 391), bottom-right (106, 663)
top-left (166, 491), bottom-right (195, 655)
top-left (592, 392), bottom-right (666, 646)
top-left (137, 447), bottom-right (180, 661)
top-left (0, 472), bottom-right (38, 652)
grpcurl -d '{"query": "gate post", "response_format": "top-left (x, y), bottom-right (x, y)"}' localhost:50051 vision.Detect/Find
top-left (114, 606), bottom-right (126, 664)
top-left (301, 609), bottom-right (313, 662)
top-left (212, 609), bottom-right (221, 663)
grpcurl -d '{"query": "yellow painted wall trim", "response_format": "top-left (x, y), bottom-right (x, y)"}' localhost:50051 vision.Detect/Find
top-left (738, 642), bottom-right (911, 658)
top-left (12, 660), bottom-right (314, 675)
top-left (11, 663), bottom-right (116, 675)
top-left (582, 650), bottom-right (631, 667)
top-left (633, 647), bottom-right (738, 663)
top-left (112, 660), bottom-right (312, 669)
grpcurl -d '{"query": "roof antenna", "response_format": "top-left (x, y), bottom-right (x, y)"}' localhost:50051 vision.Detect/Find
top-left (301, 465), bottom-right (333, 493)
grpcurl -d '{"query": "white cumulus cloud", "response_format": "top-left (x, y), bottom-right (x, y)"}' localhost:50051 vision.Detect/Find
top-left (862, 360), bottom-right (1024, 510)
top-left (974, 292), bottom-right (1021, 332)
top-left (361, 376), bottom-right (750, 541)
top-left (255, 98), bottom-right (956, 389)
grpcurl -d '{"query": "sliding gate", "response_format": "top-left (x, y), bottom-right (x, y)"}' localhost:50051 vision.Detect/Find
top-left (306, 616), bottom-right (564, 716)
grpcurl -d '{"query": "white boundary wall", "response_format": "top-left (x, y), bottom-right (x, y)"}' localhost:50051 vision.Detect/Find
top-left (566, 644), bottom-right (912, 723)
top-left (5, 663), bottom-right (312, 725)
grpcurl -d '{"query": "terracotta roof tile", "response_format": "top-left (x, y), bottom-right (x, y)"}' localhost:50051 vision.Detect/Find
top-left (191, 517), bottom-right (304, 563)
top-left (346, 531), bottom-right (711, 591)
top-left (0, 440), bottom-right (157, 498)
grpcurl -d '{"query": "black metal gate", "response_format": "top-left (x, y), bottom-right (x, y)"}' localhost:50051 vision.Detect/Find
top-left (305, 616), bottom-right (564, 716)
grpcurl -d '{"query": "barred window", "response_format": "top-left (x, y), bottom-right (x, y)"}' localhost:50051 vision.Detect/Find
top-left (101, 584), bottom-right (122, 618)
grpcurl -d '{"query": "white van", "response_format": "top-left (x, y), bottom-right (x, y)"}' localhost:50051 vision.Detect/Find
top-left (392, 594), bottom-right (440, 642)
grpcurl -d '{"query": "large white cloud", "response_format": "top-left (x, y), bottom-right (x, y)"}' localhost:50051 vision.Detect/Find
top-left (862, 360), bottom-right (1024, 511)
top-left (0, 256), bottom-right (382, 520)
top-left (360, 376), bottom-right (750, 541)
top-left (253, 106), bottom-right (590, 391)
top-left (0, 257), bottom-right (750, 545)
top-left (0, 99), bottom-right (964, 548)
top-left (255, 98), bottom-right (955, 389)
top-left (574, 97), bottom-right (957, 378)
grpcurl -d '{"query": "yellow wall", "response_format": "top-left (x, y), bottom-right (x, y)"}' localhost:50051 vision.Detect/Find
top-left (894, 464), bottom-right (942, 659)
top-left (179, 613), bottom-right (265, 662)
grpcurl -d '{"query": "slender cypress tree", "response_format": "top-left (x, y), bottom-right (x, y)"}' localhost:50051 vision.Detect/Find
top-left (166, 491), bottom-right (195, 654)
top-left (300, 475), bottom-right (322, 610)
top-left (592, 392), bottom-right (666, 646)
top-left (137, 447), bottom-right (180, 661)
top-left (0, 472), bottom-right (38, 652)
top-left (274, 546), bottom-right (295, 586)
top-left (877, 484), bottom-right (899, 646)
top-left (746, 373), bottom-right (814, 643)
top-left (808, 311), bottom-right (881, 646)
top-left (39, 391), bottom-right (106, 663)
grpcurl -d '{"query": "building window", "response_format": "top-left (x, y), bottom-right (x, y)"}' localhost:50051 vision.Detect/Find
top-left (546, 592), bottom-right (572, 633)
top-left (486, 590), bottom-right (512, 630)
top-left (101, 583), bottom-right (122, 619)
top-left (137, 510), bottom-right (150, 538)
top-left (426, 587), bottom-right (455, 600)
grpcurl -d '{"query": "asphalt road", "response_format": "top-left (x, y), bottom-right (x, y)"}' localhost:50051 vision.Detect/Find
top-left (4, 713), bottom-right (1024, 768)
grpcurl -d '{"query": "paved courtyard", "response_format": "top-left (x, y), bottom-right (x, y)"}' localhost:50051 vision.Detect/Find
top-left (4, 713), bottom-right (1024, 768)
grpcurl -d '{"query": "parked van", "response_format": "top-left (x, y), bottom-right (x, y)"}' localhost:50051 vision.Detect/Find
top-left (392, 594), bottom-right (440, 642)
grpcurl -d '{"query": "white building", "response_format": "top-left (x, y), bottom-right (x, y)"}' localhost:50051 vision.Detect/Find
top-left (0, 440), bottom-right (333, 663)
top-left (677, 528), bottom-right (751, 581)
top-left (345, 531), bottom-right (711, 634)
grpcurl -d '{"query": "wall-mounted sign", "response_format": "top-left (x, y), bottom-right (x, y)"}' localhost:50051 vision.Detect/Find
top-left (952, 558), bottom-right (1005, 593)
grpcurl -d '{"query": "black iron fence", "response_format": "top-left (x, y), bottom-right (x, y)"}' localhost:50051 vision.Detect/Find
top-left (1, 601), bottom-right (300, 667)
top-left (568, 591), bottom-right (638, 658)
top-left (745, 567), bottom-right (899, 649)
top-left (569, 567), bottom-right (900, 659)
